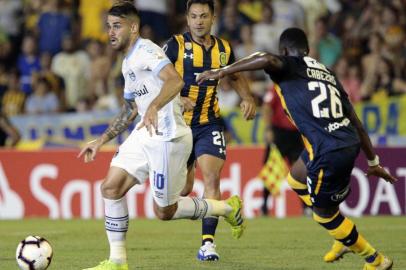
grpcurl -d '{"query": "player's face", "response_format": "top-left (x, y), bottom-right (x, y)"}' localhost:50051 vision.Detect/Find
top-left (107, 15), bottom-right (134, 51)
top-left (187, 4), bottom-right (214, 38)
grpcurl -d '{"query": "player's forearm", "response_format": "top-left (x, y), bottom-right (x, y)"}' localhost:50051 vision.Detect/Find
top-left (348, 107), bottom-right (376, 160)
top-left (9, 129), bottom-right (21, 146)
top-left (226, 73), bottom-right (254, 101)
top-left (101, 102), bottom-right (137, 144)
top-left (262, 105), bottom-right (273, 129)
top-left (221, 52), bottom-right (277, 75)
top-left (150, 77), bottom-right (184, 111)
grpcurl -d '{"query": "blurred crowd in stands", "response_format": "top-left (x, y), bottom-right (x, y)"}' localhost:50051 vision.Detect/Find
top-left (0, 0), bottom-right (405, 117)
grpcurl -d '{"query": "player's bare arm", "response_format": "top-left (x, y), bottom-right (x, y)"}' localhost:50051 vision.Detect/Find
top-left (222, 72), bottom-right (256, 120)
top-left (346, 105), bottom-right (397, 183)
top-left (0, 114), bottom-right (21, 146)
top-left (137, 64), bottom-right (184, 136)
top-left (197, 52), bottom-right (284, 84)
top-left (78, 99), bottom-right (138, 162)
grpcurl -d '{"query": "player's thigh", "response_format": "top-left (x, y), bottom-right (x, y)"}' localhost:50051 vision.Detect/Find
top-left (110, 133), bottom-right (149, 186)
top-left (145, 134), bottom-right (192, 207)
top-left (194, 123), bottom-right (226, 179)
top-left (197, 154), bottom-right (224, 198)
top-left (197, 154), bottom-right (224, 185)
top-left (193, 123), bottom-right (226, 164)
top-left (102, 166), bottom-right (138, 199)
top-left (290, 155), bottom-right (307, 185)
top-left (180, 163), bottom-right (195, 196)
top-left (306, 145), bottom-right (360, 208)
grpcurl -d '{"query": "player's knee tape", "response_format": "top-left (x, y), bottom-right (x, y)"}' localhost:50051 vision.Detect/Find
top-left (287, 173), bottom-right (312, 207)
top-left (174, 197), bottom-right (209, 220)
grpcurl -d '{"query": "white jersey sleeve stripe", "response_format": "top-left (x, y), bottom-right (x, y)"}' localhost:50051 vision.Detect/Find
top-left (124, 92), bottom-right (135, 100)
top-left (152, 60), bottom-right (172, 76)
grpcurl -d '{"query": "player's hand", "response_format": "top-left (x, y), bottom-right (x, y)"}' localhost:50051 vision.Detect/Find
top-left (240, 98), bottom-right (256, 120)
top-left (180, 96), bottom-right (196, 111)
top-left (137, 104), bottom-right (158, 136)
top-left (366, 165), bottom-right (398, 184)
top-left (77, 139), bottom-right (102, 163)
top-left (196, 69), bottom-right (225, 84)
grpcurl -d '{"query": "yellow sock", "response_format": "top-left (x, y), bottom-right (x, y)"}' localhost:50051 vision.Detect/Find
top-left (287, 173), bottom-right (312, 207)
top-left (314, 211), bottom-right (378, 263)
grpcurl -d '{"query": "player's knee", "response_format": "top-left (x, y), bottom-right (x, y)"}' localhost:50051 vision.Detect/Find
top-left (101, 180), bottom-right (122, 199)
top-left (180, 184), bottom-right (193, 196)
top-left (202, 172), bottom-right (221, 194)
top-left (203, 170), bottom-right (221, 183)
top-left (312, 206), bottom-right (338, 221)
top-left (180, 177), bottom-right (194, 196)
top-left (154, 204), bottom-right (177, 221)
top-left (155, 210), bottom-right (173, 220)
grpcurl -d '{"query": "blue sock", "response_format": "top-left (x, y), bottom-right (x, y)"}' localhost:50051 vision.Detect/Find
top-left (202, 217), bottom-right (219, 245)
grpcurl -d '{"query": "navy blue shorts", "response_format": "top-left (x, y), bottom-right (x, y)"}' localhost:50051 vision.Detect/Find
top-left (187, 123), bottom-right (226, 166)
top-left (303, 145), bottom-right (360, 208)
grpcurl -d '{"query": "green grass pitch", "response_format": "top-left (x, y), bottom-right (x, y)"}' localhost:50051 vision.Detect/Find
top-left (1, 217), bottom-right (405, 270)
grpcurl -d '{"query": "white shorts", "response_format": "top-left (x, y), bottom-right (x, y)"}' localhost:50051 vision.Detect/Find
top-left (111, 131), bottom-right (192, 207)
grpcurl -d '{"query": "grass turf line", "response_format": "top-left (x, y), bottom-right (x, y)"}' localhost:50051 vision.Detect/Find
top-left (0, 217), bottom-right (404, 270)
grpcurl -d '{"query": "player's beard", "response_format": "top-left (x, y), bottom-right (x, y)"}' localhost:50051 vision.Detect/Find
top-left (113, 35), bottom-right (130, 52)
top-left (191, 27), bottom-right (211, 39)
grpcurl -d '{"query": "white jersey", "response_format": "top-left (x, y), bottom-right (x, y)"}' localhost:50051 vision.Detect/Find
top-left (122, 38), bottom-right (190, 141)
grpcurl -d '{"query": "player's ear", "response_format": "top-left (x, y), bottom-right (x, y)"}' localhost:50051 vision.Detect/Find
top-left (130, 22), bottom-right (139, 34)
top-left (211, 12), bottom-right (216, 24)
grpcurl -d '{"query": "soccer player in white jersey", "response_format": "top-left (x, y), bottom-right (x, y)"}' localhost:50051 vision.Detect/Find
top-left (78, 3), bottom-right (244, 270)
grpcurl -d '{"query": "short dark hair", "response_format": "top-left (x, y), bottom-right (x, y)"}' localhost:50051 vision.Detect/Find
top-left (279, 28), bottom-right (309, 54)
top-left (36, 77), bottom-right (51, 90)
top-left (108, 2), bottom-right (139, 19)
top-left (186, 0), bottom-right (214, 14)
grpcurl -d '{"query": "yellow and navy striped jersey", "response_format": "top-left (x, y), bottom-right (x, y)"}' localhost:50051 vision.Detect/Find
top-left (163, 32), bottom-right (235, 127)
top-left (266, 56), bottom-right (360, 160)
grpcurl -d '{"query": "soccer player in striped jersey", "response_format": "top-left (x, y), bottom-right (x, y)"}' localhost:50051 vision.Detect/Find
top-left (197, 28), bottom-right (397, 270)
top-left (163, 0), bottom-right (255, 261)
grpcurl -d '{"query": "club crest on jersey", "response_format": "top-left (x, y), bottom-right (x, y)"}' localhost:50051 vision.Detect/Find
top-left (220, 52), bottom-right (227, 66)
top-left (185, 42), bottom-right (192, 50)
top-left (129, 70), bottom-right (136, 81)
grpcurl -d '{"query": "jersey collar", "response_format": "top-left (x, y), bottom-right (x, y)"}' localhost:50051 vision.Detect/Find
top-left (126, 37), bottom-right (142, 59)
top-left (186, 32), bottom-right (215, 50)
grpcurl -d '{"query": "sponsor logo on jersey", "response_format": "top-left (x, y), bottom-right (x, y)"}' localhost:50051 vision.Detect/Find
top-left (325, 117), bottom-right (350, 133)
top-left (135, 85), bottom-right (149, 97)
top-left (184, 53), bottom-right (193, 59)
top-left (331, 186), bottom-right (350, 202)
top-left (154, 191), bottom-right (164, 199)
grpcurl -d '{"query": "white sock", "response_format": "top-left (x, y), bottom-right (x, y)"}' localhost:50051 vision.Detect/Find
top-left (104, 197), bottom-right (129, 264)
top-left (172, 197), bottom-right (232, 220)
